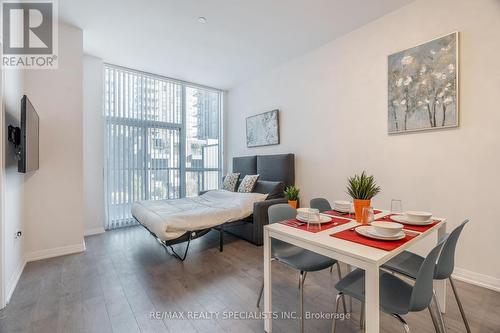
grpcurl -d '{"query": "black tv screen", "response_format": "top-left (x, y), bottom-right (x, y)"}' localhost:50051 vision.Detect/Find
top-left (19, 95), bottom-right (39, 173)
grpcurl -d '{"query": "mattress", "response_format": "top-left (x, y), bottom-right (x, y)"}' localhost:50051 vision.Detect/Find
top-left (131, 190), bottom-right (268, 241)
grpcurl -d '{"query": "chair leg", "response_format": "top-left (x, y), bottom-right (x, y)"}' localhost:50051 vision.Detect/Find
top-left (299, 271), bottom-right (306, 333)
top-left (298, 271), bottom-right (307, 289)
top-left (432, 290), bottom-right (448, 333)
top-left (392, 314), bottom-right (410, 333)
top-left (331, 293), bottom-right (342, 333)
top-left (256, 280), bottom-right (264, 308)
top-left (330, 265), bottom-right (334, 273)
top-left (449, 277), bottom-right (471, 333)
top-left (335, 264), bottom-right (347, 314)
top-left (349, 295), bottom-right (353, 315)
top-left (428, 305), bottom-right (442, 333)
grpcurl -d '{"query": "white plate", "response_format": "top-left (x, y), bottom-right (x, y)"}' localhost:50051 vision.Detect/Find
top-left (356, 226), bottom-right (405, 240)
top-left (391, 214), bottom-right (434, 225)
top-left (297, 215), bottom-right (332, 224)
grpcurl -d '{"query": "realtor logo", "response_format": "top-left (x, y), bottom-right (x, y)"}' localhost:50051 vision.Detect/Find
top-left (1, 0), bottom-right (58, 68)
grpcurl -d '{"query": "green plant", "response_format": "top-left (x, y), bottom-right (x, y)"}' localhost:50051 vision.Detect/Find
top-left (284, 185), bottom-right (300, 201)
top-left (346, 171), bottom-right (381, 200)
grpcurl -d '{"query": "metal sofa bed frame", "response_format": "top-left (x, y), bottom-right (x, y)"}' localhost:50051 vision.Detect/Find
top-left (135, 153), bottom-right (295, 261)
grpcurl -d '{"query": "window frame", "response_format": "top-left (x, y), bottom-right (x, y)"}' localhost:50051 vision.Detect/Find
top-left (103, 64), bottom-right (224, 226)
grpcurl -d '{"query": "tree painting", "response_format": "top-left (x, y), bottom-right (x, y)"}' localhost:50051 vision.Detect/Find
top-left (388, 32), bottom-right (458, 133)
top-left (246, 110), bottom-right (279, 147)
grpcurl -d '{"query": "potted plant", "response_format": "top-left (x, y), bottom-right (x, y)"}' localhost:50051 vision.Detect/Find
top-left (284, 185), bottom-right (300, 209)
top-left (346, 171), bottom-right (381, 222)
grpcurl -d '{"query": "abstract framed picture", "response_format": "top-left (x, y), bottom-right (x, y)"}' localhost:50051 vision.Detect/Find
top-left (388, 32), bottom-right (459, 134)
top-left (246, 110), bottom-right (280, 148)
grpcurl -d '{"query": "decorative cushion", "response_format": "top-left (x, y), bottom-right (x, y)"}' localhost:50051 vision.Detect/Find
top-left (222, 173), bottom-right (240, 192)
top-left (237, 174), bottom-right (260, 193)
top-left (253, 181), bottom-right (285, 199)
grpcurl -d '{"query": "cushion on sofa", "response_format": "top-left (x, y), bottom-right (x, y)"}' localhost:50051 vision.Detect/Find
top-left (237, 175), bottom-right (260, 193)
top-left (253, 180), bottom-right (285, 200)
top-left (222, 172), bottom-right (240, 192)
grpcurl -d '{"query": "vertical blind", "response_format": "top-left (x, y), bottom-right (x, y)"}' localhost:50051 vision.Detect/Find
top-left (104, 65), bottom-right (222, 229)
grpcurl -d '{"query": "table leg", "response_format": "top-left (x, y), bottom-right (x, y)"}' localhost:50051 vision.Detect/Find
top-left (435, 223), bottom-right (448, 313)
top-left (365, 265), bottom-right (380, 333)
top-left (264, 228), bottom-right (272, 332)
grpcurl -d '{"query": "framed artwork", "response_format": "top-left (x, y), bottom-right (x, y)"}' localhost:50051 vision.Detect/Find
top-left (246, 110), bottom-right (279, 147)
top-left (388, 32), bottom-right (459, 134)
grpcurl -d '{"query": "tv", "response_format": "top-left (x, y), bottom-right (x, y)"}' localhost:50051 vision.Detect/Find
top-left (19, 95), bottom-right (39, 173)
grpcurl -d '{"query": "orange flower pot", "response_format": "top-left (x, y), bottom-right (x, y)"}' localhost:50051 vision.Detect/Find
top-left (353, 199), bottom-right (371, 223)
top-left (288, 200), bottom-right (298, 209)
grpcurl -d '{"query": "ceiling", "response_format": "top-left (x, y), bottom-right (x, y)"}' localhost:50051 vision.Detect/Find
top-left (59, 0), bottom-right (413, 90)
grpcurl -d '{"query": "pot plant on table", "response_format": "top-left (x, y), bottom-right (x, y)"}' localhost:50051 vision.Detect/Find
top-left (346, 171), bottom-right (381, 223)
top-left (284, 185), bottom-right (300, 209)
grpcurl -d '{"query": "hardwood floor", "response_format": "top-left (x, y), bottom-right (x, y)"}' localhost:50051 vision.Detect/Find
top-left (1, 226), bottom-right (499, 333)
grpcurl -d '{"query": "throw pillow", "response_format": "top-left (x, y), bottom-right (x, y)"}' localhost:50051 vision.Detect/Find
top-left (222, 172), bottom-right (240, 192)
top-left (237, 174), bottom-right (260, 193)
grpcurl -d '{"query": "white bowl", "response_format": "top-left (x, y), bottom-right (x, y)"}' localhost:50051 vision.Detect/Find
top-left (333, 200), bottom-right (352, 212)
top-left (405, 211), bottom-right (432, 222)
top-left (297, 208), bottom-right (319, 214)
top-left (297, 208), bottom-right (319, 218)
top-left (371, 221), bottom-right (404, 237)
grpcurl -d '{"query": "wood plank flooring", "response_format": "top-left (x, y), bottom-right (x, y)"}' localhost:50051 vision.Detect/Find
top-left (0, 226), bottom-right (498, 333)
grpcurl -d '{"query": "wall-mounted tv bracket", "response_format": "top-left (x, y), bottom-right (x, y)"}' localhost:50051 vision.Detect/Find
top-left (8, 125), bottom-right (22, 160)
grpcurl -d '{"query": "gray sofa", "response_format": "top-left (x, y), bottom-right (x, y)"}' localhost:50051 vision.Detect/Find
top-left (221, 154), bottom-right (295, 246)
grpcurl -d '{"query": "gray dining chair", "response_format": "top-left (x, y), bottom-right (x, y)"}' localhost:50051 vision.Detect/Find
top-left (256, 203), bottom-right (345, 333)
top-left (382, 219), bottom-right (470, 333)
top-left (310, 197), bottom-right (352, 305)
top-left (332, 241), bottom-right (445, 333)
top-left (310, 197), bottom-right (332, 212)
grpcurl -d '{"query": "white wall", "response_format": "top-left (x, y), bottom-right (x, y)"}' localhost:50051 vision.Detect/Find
top-left (227, 0), bottom-right (500, 290)
top-left (23, 23), bottom-right (85, 260)
top-left (1, 68), bottom-right (26, 305)
top-left (83, 55), bottom-right (105, 235)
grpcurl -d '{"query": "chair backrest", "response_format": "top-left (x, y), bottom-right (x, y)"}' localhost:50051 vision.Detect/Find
top-left (409, 241), bottom-right (444, 312)
top-left (310, 198), bottom-right (332, 212)
top-left (268, 203), bottom-right (297, 224)
top-left (268, 204), bottom-right (299, 258)
top-left (434, 219), bottom-right (469, 279)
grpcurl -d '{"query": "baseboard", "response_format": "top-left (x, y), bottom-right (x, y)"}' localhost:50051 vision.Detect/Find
top-left (453, 267), bottom-right (500, 293)
top-left (6, 259), bottom-right (26, 304)
top-left (84, 227), bottom-right (105, 236)
top-left (25, 241), bottom-right (86, 262)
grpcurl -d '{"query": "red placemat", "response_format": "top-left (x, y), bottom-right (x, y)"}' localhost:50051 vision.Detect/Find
top-left (280, 217), bottom-right (351, 233)
top-left (330, 227), bottom-right (417, 251)
top-left (323, 209), bottom-right (382, 220)
top-left (376, 214), bottom-right (441, 232)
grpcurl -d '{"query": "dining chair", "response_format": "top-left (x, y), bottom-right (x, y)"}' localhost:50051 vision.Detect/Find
top-left (310, 197), bottom-right (352, 307)
top-left (256, 203), bottom-right (345, 333)
top-left (332, 241), bottom-right (445, 333)
top-left (310, 197), bottom-right (332, 212)
top-left (381, 219), bottom-right (470, 333)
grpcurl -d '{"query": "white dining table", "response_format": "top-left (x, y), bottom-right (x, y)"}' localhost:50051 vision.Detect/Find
top-left (263, 210), bottom-right (447, 333)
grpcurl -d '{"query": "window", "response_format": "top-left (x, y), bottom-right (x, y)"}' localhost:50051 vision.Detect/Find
top-left (185, 86), bottom-right (221, 197)
top-left (104, 65), bottom-right (222, 229)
